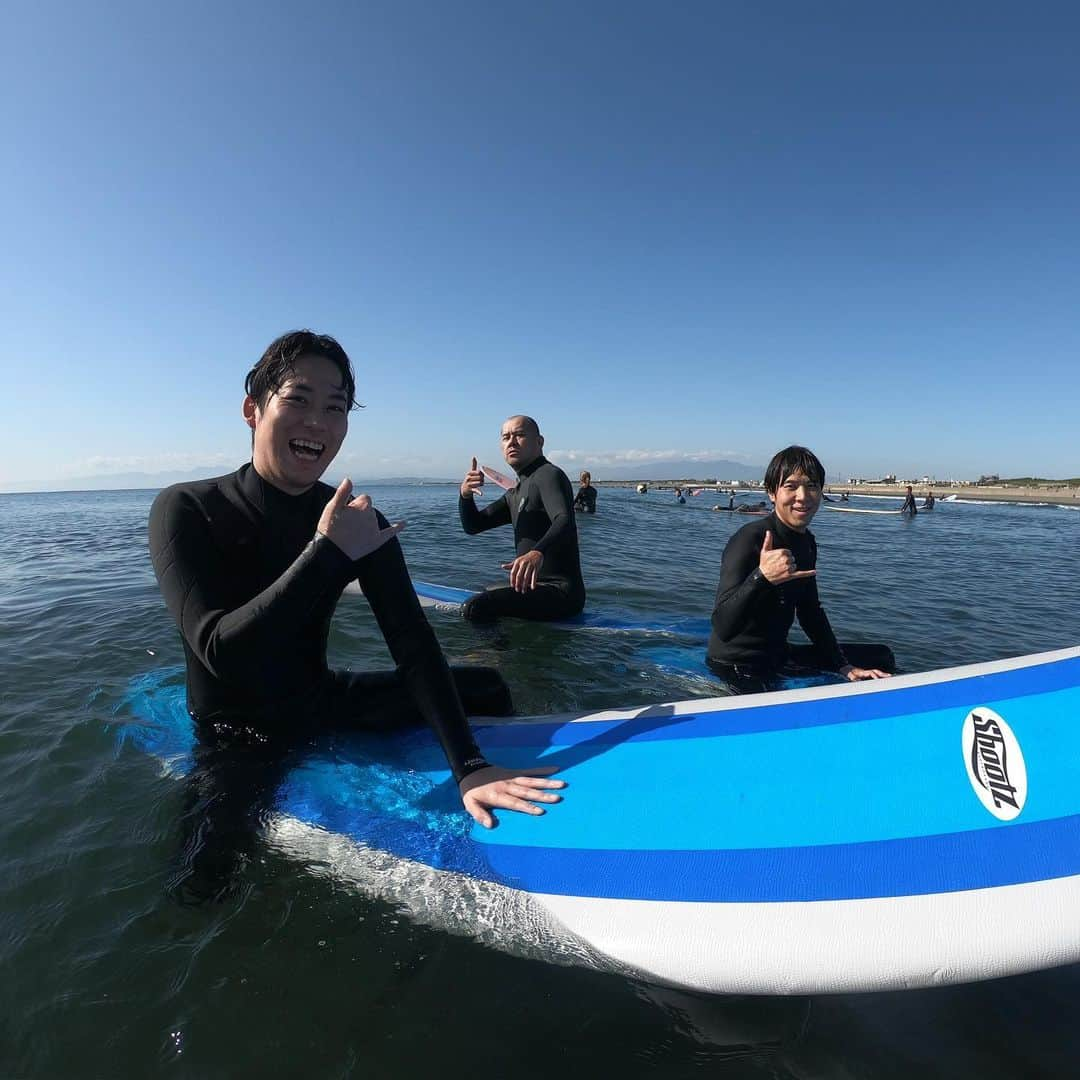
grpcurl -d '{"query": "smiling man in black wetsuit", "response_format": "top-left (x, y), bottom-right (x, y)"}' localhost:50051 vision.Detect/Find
top-left (706, 445), bottom-right (895, 694)
top-left (149, 332), bottom-right (564, 834)
top-left (458, 416), bottom-right (585, 622)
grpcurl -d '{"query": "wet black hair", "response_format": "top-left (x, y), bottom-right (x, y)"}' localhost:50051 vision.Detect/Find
top-left (245, 330), bottom-right (358, 411)
top-left (763, 445), bottom-right (826, 494)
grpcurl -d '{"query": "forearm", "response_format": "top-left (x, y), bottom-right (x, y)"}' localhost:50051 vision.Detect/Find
top-left (459, 493), bottom-right (509, 535)
top-left (359, 533), bottom-right (487, 780)
top-left (796, 596), bottom-right (847, 670)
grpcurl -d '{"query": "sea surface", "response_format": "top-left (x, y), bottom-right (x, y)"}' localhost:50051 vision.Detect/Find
top-left (2, 483), bottom-right (1079, 1078)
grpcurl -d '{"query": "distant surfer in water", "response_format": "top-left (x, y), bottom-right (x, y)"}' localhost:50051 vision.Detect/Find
top-left (459, 415), bottom-right (586, 622)
top-left (900, 485), bottom-right (918, 515)
top-left (923, 491), bottom-right (936, 510)
top-left (148, 331), bottom-right (565, 860)
top-left (573, 470), bottom-right (597, 514)
top-left (706, 445), bottom-right (895, 694)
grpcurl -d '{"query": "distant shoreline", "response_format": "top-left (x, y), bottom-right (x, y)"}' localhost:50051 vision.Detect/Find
top-left (4, 479), bottom-right (1078, 507)
top-left (594, 479), bottom-right (1080, 507)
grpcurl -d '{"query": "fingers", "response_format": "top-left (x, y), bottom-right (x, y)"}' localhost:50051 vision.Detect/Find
top-left (465, 801), bottom-right (494, 829)
top-left (761, 530), bottom-right (773, 552)
top-left (471, 456), bottom-right (477, 472)
top-left (847, 667), bottom-right (892, 681)
top-left (378, 520), bottom-right (406, 544)
top-left (790, 569), bottom-right (817, 579)
top-left (506, 772), bottom-right (566, 788)
top-left (328, 476), bottom-right (353, 512)
top-left (349, 492), bottom-right (372, 511)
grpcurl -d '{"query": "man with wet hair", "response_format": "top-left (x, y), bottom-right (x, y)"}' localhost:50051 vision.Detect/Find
top-left (706, 445), bottom-right (894, 694)
top-left (459, 415), bottom-right (585, 622)
top-left (149, 331), bottom-right (565, 835)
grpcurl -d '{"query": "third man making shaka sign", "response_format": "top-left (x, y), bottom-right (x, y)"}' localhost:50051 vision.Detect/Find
top-left (706, 445), bottom-right (895, 694)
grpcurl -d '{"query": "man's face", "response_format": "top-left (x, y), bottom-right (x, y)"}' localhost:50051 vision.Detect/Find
top-left (500, 417), bottom-right (543, 473)
top-left (243, 354), bottom-right (349, 494)
top-left (769, 469), bottom-right (822, 532)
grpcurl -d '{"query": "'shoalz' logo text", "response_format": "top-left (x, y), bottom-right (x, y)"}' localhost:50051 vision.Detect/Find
top-left (962, 707), bottom-right (1027, 821)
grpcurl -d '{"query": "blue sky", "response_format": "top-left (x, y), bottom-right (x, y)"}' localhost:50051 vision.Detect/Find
top-left (4, 1), bottom-right (1079, 490)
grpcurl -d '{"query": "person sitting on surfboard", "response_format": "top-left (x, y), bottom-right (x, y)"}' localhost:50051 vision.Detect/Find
top-left (459, 415), bottom-right (586, 622)
top-left (573, 470), bottom-right (597, 514)
top-left (149, 331), bottom-right (565, 832)
top-left (923, 491), bottom-right (935, 510)
top-left (706, 445), bottom-right (894, 694)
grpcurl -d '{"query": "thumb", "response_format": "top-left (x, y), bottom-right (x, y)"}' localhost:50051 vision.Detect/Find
top-left (761, 530), bottom-right (773, 552)
top-left (471, 456), bottom-right (478, 472)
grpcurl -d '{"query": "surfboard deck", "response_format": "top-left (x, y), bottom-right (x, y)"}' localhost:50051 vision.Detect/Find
top-left (352, 579), bottom-right (713, 639)
top-left (823, 505), bottom-right (905, 515)
top-left (116, 645), bottom-right (1080, 995)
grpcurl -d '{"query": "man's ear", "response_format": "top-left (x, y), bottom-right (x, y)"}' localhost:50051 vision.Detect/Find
top-left (242, 395), bottom-right (258, 430)
top-left (538, 434), bottom-right (545, 450)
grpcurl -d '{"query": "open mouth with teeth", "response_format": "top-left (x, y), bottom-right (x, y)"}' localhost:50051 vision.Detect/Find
top-left (289, 439), bottom-right (325, 461)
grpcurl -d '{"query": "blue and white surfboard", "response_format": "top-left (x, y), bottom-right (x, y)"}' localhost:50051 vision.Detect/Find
top-left (116, 645), bottom-right (1080, 994)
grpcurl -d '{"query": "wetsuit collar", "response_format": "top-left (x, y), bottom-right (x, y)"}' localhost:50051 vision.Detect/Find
top-left (513, 455), bottom-right (548, 482)
top-left (767, 510), bottom-right (806, 546)
top-left (241, 461), bottom-right (322, 515)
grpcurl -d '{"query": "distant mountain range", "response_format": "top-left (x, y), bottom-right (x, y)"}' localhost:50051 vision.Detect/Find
top-left (567, 459), bottom-right (764, 482)
top-left (0, 469), bottom-right (459, 493)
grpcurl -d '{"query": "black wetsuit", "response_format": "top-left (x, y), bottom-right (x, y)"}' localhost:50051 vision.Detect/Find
top-left (573, 485), bottom-right (597, 514)
top-left (149, 463), bottom-right (509, 779)
top-left (706, 512), bottom-right (893, 693)
top-left (458, 456), bottom-right (585, 621)
top-left (901, 492), bottom-right (918, 515)
top-left (923, 493), bottom-right (935, 510)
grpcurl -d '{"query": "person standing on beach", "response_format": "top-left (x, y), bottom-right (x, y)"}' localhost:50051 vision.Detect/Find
top-left (706, 445), bottom-right (894, 694)
top-left (573, 470), bottom-right (597, 514)
top-left (900, 486), bottom-right (918, 515)
top-left (148, 331), bottom-right (565, 836)
top-left (459, 415), bottom-right (586, 622)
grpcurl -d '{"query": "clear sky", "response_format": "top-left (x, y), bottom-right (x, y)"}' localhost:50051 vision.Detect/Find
top-left (4, 1), bottom-right (1079, 491)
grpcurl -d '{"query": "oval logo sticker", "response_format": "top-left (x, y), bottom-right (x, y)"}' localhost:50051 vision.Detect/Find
top-left (962, 707), bottom-right (1027, 821)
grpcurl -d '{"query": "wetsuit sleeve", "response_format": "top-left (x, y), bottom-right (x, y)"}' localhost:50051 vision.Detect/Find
top-left (710, 528), bottom-right (770, 641)
top-left (531, 469), bottom-right (576, 555)
top-left (459, 492), bottom-right (511, 534)
top-left (793, 539), bottom-right (847, 670)
top-left (149, 486), bottom-right (354, 682)
top-left (355, 514), bottom-right (488, 782)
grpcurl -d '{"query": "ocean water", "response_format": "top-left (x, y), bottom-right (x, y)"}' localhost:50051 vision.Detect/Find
top-left (2, 483), bottom-right (1079, 1078)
